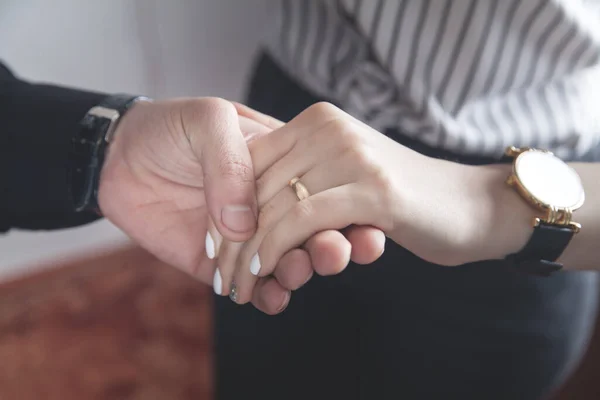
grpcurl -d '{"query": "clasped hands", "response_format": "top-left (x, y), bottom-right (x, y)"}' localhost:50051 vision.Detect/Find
top-left (98, 97), bottom-right (535, 315)
top-left (207, 102), bottom-right (392, 312)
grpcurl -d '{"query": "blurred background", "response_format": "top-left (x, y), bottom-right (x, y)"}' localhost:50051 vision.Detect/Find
top-left (0, 0), bottom-right (267, 278)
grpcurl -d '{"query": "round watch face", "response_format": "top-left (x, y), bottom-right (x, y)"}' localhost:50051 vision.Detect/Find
top-left (515, 150), bottom-right (585, 209)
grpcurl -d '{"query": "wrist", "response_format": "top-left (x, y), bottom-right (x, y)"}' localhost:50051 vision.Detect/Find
top-left (70, 94), bottom-right (148, 214)
top-left (96, 99), bottom-right (152, 215)
top-left (473, 164), bottom-right (538, 262)
top-left (386, 157), bottom-right (533, 266)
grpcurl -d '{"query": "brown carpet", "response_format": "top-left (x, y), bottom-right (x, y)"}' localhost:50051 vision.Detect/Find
top-left (0, 247), bottom-right (213, 400)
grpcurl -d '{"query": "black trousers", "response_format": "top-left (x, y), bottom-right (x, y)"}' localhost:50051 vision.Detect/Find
top-left (214, 53), bottom-right (599, 400)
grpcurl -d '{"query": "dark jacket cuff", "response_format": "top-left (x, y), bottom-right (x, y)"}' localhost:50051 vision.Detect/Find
top-left (0, 66), bottom-right (106, 231)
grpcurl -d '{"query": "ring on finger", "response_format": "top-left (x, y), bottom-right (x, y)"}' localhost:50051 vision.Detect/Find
top-left (289, 177), bottom-right (310, 201)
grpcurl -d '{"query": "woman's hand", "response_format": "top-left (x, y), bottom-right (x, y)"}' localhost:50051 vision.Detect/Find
top-left (218, 102), bottom-right (531, 305)
top-left (205, 103), bottom-right (388, 312)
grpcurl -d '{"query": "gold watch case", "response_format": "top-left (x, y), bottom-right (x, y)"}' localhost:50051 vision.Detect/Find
top-left (505, 146), bottom-right (584, 233)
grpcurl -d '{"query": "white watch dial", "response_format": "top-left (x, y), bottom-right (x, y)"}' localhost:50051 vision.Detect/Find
top-left (515, 150), bottom-right (584, 209)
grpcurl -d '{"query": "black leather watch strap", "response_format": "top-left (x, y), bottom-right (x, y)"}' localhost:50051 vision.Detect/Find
top-left (505, 222), bottom-right (575, 276)
top-left (69, 94), bottom-right (146, 213)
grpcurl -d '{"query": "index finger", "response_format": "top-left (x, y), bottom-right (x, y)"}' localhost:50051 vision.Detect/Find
top-left (232, 102), bottom-right (285, 130)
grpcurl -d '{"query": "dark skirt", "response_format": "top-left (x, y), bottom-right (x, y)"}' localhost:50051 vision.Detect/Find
top-left (213, 53), bottom-right (599, 400)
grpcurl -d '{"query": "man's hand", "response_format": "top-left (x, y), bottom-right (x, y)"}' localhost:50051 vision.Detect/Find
top-left (98, 97), bottom-right (257, 266)
top-left (96, 98), bottom-right (296, 312)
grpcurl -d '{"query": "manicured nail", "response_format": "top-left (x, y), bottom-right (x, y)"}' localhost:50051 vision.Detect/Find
top-left (205, 232), bottom-right (216, 259)
top-left (229, 281), bottom-right (238, 303)
top-left (222, 205), bottom-right (255, 233)
top-left (213, 268), bottom-right (222, 295)
top-left (250, 253), bottom-right (261, 276)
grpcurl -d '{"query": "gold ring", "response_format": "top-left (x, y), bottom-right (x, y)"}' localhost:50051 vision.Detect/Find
top-left (289, 177), bottom-right (310, 201)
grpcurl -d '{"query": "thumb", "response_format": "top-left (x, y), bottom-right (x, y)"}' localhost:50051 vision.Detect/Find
top-left (187, 98), bottom-right (258, 241)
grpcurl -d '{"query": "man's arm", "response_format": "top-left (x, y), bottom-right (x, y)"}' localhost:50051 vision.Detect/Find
top-left (0, 62), bottom-right (105, 232)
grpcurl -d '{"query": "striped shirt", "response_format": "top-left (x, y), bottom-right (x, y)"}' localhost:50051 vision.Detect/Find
top-left (265, 0), bottom-right (600, 159)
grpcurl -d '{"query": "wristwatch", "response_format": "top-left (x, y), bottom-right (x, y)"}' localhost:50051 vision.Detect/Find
top-left (69, 94), bottom-right (149, 213)
top-left (504, 146), bottom-right (585, 276)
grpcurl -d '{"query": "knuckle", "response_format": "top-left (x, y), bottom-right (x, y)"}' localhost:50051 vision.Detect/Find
top-left (196, 97), bottom-right (233, 115)
top-left (293, 199), bottom-right (314, 220)
top-left (348, 143), bottom-right (375, 169)
top-left (175, 98), bottom-right (222, 144)
top-left (179, 98), bottom-right (205, 123)
top-left (254, 175), bottom-right (268, 202)
top-left (257, 201), bottom-right (278, 230)
top-left (305, 101), bottom-right (342, 120)
top-left (181, 97), bottom-right (235, 129)
top-left (368, 156), bottom-right (390, 190)
top-left (218, 152), bottom-right (253, 183)
top-left (323, 118), bottom-right (361, 147)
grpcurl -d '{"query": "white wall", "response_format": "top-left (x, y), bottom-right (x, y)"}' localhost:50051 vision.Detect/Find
top-left (0, 0), bottom-right (268, 278)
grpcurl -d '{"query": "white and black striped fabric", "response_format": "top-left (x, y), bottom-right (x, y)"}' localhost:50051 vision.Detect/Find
top-left (265, 0), bottom-right (600, 159)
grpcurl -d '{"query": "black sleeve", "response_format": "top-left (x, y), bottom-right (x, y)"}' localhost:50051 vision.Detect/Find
top-left (0, 62), bottom-right (107, 232)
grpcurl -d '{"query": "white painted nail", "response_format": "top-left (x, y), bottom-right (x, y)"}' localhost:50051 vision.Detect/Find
top-left (205, 232), bottom-right (216, 259)
top-left (213, 268), bottom-right (222, 295)
top-left (250, 253), bottom-right (261, 276)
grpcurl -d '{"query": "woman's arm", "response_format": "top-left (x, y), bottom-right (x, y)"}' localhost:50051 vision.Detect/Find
top-left (214, 102), bottom-right (600, 304)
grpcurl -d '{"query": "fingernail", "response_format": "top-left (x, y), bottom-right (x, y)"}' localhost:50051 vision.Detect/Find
top-left (213, 268), bottom-right (222, 295)
top-left (278, 291), bottom-right (291, 313)
top-left (222, 205), bottom-right (255, 233)
top-left (205, 232), bottom-right (216, 259)
top-left (378, 235), bottom-right (387, 257)
top-left (303, 271), bottom-right (314, 286)
top-left (250, 253), bottom-right (261, 276)
top-left (229, 281), bottom-right (238, 303)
